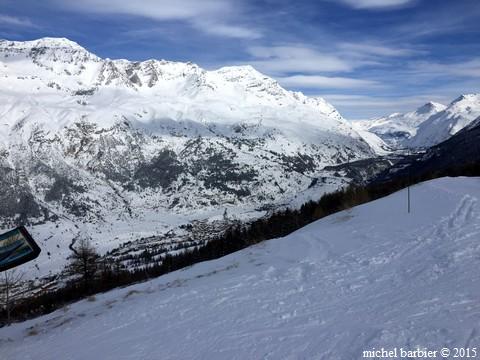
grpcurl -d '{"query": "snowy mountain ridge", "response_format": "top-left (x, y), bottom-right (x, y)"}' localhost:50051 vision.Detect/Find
top-left (0, 37), bottom-right (373, 278)
top-left (352, 101), bottom-right (446, 148)
top-left (354, 94), bottom-right (480, 149)
top-left (0, 37), bottom-right (363, 148)
top-left (407, 93), bottom-right (480, 148)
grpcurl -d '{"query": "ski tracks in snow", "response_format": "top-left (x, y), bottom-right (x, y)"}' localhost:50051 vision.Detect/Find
top-left (398, 194), bottom-right (478, 261)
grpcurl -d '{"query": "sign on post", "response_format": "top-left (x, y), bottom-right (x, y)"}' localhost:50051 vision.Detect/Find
top-left (0, 226), bottom-right (41, 272)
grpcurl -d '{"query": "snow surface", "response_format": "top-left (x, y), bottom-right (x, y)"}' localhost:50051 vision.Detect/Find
top-left (2, 177), bottom-right (480, 359)
top-left (350, 126), bottom-right (392, 155)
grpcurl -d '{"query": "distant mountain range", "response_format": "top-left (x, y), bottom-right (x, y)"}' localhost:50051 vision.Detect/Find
top-left (353, 95), bottom-right (480, 150)
top-left (374, 115), bottom-right (480, 183)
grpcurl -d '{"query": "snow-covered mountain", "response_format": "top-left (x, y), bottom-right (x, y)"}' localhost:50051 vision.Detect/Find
top-left (4, 177), bottom-right (480, 359)
top-left (407, 94), bottom-right (480, 148)
top-left (375, 113), bottom-right (480, 184)
top-left (352, 101), bottom-right (446, 148)
top-left (0, 37), bottom-right (374, 278)
top-left (355, 94), bottom-right (480, 150)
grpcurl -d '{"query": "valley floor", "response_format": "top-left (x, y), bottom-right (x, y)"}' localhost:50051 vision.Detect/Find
top-left (2, 177), bottom-right (480, 360)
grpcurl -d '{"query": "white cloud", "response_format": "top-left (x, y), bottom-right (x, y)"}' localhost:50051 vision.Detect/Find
top-left (409, 59), bottom-right (480, 78)
top-left (450, 60), bottom-right (480, 77)
top-left (0, 14), bottom-right (37, 28)
top-left (247, 45), bottom-right (353, 74)
top-left (53, 0), bottom-right (228, 20)
top-left (338, 42), bottom-right (416, 58)
top-left (337, 0), bottom-right (415, 9)
top-left (193, 20), bottom-right (261, 39)
top-left (51, 0), bottom-right (260, 39)
top-left (245, 41), bottom-right (419, 77)
top-left (278, 75), bottom-right (380, 89)
top-left (243, 45), bottom-right (386, 91)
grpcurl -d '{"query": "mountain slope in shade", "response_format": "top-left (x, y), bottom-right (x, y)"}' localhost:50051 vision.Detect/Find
top-left (407, 94), bottom-right (480, 148)
top-left (352, 101), bottom-right (446, 148)
top-left (3, 177), bottom-right (480, 359)
top-left (0, 37), bottom-right (374, 279)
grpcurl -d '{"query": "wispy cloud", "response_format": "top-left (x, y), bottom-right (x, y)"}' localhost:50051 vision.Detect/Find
top-left (392, 2), bottom-right (480, 40)
top-left (50, 0), bottom-right (260, 39)
top-left (247, 45), bottom-right (353, 74)
top-left (52, 0), bottom-right (229, 21)
top-left (337, 42), bottom-right (418, 58)
top-left (336, 0), bottom-right (416, 10)
top-left (245, 40), bottom-right (420, 77)
top-left (278, 75), bottom-right (381, 89)
top-left (194, 20), bottom-right (260, 39)
top-left (409, 59), bottom-right (480, 78)
top-left (0, 14), bottom-right (37, 28)
top-left (243, 42), bottom-right (414, 91)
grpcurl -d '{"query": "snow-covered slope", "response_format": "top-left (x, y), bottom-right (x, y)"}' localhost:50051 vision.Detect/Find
top-left (352, 101), bottom-right (446, 149)
top-left (3, 177), bottom-right (480, 359)
top-left (407, 94), bottom-right (480, 148)
top-left (350, 125), bottom-right (392, 155)
top-left (0, 37), bottom-right (374, 278)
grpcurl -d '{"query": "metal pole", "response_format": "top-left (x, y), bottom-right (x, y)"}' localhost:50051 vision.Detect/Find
top-left (408, 183), bottom-right (410, 214)
top-left (407, 149), bottom-right (411, 214)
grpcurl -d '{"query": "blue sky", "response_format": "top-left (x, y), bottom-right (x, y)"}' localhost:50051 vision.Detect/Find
top-left (1, 0), bottom-right (479, 119)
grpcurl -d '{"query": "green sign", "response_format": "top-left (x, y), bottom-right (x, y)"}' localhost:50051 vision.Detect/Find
top-left (0, 226), bottom-right (41, 272)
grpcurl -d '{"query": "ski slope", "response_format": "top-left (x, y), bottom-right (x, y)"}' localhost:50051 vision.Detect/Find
top-left (2, 177), bottom-right (480, 359)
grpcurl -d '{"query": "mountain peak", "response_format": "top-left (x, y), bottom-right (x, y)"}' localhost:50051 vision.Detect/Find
top-left (31, 37), bottom-right (83, 49)
top-left (0, 37), bottom-right (86, 51)
top-left (415, 101), bottom-right (446, 114)
top-left (451, 93), bottom-right (480, 105)
top-left (214, 65), bottom-right (266, 80)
